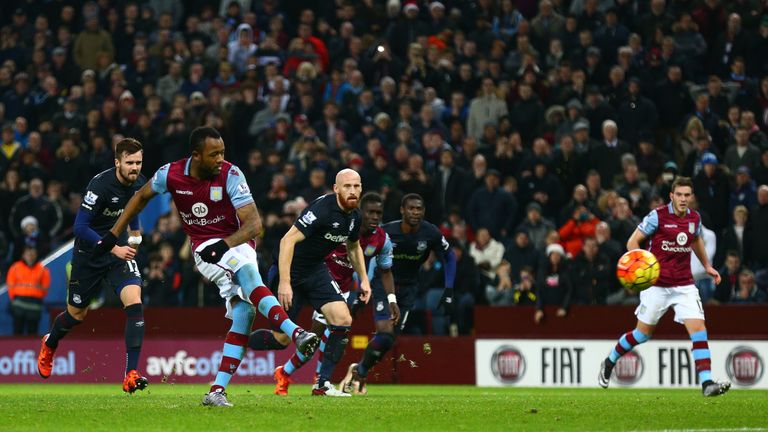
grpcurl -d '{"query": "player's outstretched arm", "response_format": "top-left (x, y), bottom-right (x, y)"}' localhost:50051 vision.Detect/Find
top-left (111, 182), bottom-right (157, 237)
top-left (379, 268), bottom-right (400, 324)
top-left (199, 203), bottom-right (264, 264)
top-left (693, 235), bottom-right (721, 284)
top-left (347, 239), bottom-right (371, 303)
top-left (94, 182), bottom-right (157, 257)
top-left (227, 203), bottom-right (263, 248)
top-left (626, 228), bottom-right (648, 251)
top-left (277, 226), bottom-right (306, 309)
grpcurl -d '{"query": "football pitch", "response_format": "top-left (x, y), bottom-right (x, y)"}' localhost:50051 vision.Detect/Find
top-left (1, 384), bottom-right (766, 431)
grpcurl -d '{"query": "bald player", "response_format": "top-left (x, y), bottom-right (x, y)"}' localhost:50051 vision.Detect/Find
top-left (249, 169), bottom-right (371, 396)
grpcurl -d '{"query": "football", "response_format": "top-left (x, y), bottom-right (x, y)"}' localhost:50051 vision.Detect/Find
top-left (616, 249), bottom-right (660, 292)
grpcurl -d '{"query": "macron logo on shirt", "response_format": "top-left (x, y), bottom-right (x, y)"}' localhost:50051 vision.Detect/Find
top-left (175, 190), bottom-right (193, 195)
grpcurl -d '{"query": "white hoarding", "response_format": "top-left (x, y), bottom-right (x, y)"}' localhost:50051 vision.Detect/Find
top-left (476, 339), bottom-right (767, 389)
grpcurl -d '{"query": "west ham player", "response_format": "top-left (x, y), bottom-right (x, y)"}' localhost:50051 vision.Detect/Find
top-left (95, 127), bottom-right (319, 407)
top-left (598, 177), bottom-right (730, 396)
top-left (37, 138), bottom-right (148, 393)
top-left (248, 169), bottom-right (372, 397)
top-left (340, 193), bottom-right (455, 394)
top-left (266, 192), bottom-right (396, 395)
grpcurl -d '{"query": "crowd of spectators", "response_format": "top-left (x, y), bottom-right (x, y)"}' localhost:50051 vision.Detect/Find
top-left (1, 0), bottom-right (768, 335)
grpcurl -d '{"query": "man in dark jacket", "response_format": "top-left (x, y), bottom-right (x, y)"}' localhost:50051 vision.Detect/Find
top-left (570, 237), bottom-right (612, 305)
top-left (693, 153), bottom-right (731, 235)
top-left (466, 170), bottom-right (518, 240)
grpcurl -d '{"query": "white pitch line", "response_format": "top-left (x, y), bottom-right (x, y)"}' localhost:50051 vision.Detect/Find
top-left (629, 428), bottom-right (767, 432)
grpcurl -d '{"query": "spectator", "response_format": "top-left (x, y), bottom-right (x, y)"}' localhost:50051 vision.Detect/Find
top-left (754, 148), bottom-right (768, 187)
top-left (617, 78), bottom-right (657, 147)
top-left (6, 246), bottom-right (50, 335)
top-left (300, 168), bottom-right (330, 203)
top-left (73, 11), bottom-right (114, 71)
top-left (467, 78), bottom-right (508, 141)
top-left (729, 167), bottom-right (758, 213)
top-left (590, 119), bottom-right (629, 188)
top-left (466, 169), bottom-right (518, 239)
top-left (8, 178), bottom-right (62, 246)
top-left (713, 250), bottom-right (744, 303)
top-left (0, 123), bottom-right (22, 177)
top-left (693, 152), bottom-right (732, 234)
top-left (607, 197), bottom-right (638, 247)
top-left (510, 266), bottom-right (537, 306)
top-left (730, 269), bottom-right (768, 304)
top-left (156, 60), bottom-right (184, 105)
top-left (531, 1), bottom-right (566, 51)
top-left (724, 128), bottom-right (762, 175)
top-left (448, 241), bottom-right (481, 335)
top-left (535, 243), bottom-right (571, 324)
top-left (516, 202), bottom-right (555, 252)
top-left (432, 149), bottom-right (469, 223)
top-left (227, 23), bottom-right (257, 75)
top-left (52, 135), bottom-right (89, 195)
top-left (469, 227), bottom-right (505, 289)
top-left (617, 163), bottom-right (652, 215)
top-left (719, 205), bottom-right (752, 268)
top-left (559, 203), bottom-right (600, 258)
top-left (570, 237), bottom-right (612, 304)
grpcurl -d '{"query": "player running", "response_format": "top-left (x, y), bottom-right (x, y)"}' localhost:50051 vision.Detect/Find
top-left (37, 138), bottom-right (149, 393)
top-left (598, 177), bottom-right (730, 396)
top-left (95, 127), bottom-right (319, 407)
top-left (340, 193), bottom-right (455, 394)
top-left (248, 169), bottom-right (371, 397)
top-left (265, 192), bottom-right (397, 395)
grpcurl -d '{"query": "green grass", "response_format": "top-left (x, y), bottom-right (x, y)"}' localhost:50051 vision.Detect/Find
top-left (0, 384), bottom-right (766, 431)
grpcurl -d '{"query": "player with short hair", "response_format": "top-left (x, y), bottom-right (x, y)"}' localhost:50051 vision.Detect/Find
top-left (261, 191), bottom-right (396, 395)
top-left (37, 138), bottom-right (149, 393)
top-left (340, 193), bottom-right (455, 394)
top-left (598, 177), bottom-right (730, 396)
top-left (248, 169), bottom-right (372, 396)
top-left (95, 127), bottom-right (319, 407)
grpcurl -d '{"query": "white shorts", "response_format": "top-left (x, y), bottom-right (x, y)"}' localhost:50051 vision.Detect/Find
top-left (194, 238), bottom-right (258, 319)
top-left (634, 284), bottom-right (705, 325)
top-left (312, 291), bottom-right (351, 325)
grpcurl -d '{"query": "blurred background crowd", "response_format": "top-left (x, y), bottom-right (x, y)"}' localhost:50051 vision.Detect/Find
top-left (1, 0), bottom-right (768, 335)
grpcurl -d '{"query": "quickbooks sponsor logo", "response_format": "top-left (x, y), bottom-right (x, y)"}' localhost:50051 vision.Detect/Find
top-left (145, 351), bottom-right (275, 377)
top-left (0, 351), bottom-right (76, 376)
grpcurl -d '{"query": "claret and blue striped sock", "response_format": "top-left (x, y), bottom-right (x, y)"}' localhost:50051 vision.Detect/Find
top-left (608, 329), bottom-right (650, 364)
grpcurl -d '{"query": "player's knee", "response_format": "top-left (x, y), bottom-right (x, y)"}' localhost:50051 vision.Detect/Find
top-left (326, 306), bottom-right (352, 327)
top-left (377, 332), bottom-right (395, 350)
top-left (120, 284), bottom-right (142, 306)
top-left (235, 263), bottom-right (263, 289)
top-left (231, 299), bottom-right (254, 322)
top-left (67, 305), bottom-right (87, 321)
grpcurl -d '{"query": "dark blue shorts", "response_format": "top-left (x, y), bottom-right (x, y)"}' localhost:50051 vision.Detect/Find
top-left (267, 264), bottom-right (344, 320)
top-left (68, 252), bottom-right (142, 308)
top-left (372, 278), bottom-right (416, 323)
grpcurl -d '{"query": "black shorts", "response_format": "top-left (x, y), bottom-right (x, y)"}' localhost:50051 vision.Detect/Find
top-left (267, 264), bottom-right (345, 320)
top-left (68, 252), bottom-right (142, 308)
top-left (372, 278), bottom-right (417, 323)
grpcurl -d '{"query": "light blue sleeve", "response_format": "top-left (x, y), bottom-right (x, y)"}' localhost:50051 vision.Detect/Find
top-left (366, 258), bottom-right (377, 281)
top-left (376, 233), bottom-right (393, 270)
top-left (637, 209), bottom-right (659, 236)
top-left (695, 212), bottom-right (703, 237)
top-left (226, 165), bottom-right (255, 209)
top-left (150, 164), bottom-right (170, 194)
